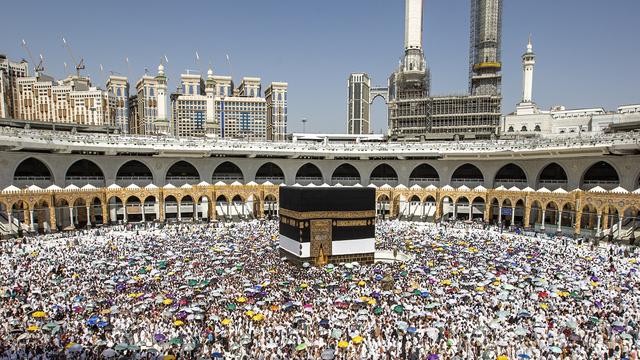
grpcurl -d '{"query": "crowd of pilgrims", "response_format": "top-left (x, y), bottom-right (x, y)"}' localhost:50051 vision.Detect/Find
top-left (0, 219), bottom-right (639, 359)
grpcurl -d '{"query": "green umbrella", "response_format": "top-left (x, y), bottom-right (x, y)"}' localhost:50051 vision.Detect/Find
top-left (400, 271), bottom-right (408, 277)
top-left (138, 268), bottom-right (147, 274)
top-left (296, 343), bottom-right (308, 351)
top-left (412, 289), bottom-right (421, 296)
top-left (114, 343), bottom-right (129, 351)
top-left (188, 279), bottom-right (198, 287)
top-left (158, 261), bottom-right (167, 269)
top-left (169, 337), bottom-right (184, 345)
top-left (215, 269), bottom-right (224, 275)
top-left (373, 306), bottom-right (383, 315)
top-left (226, 303), bottom-right (237, 311)
top-left (393, 305), bottom-right (404, 314)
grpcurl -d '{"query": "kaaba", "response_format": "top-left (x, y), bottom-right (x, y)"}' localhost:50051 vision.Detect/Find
top-left (279, 187), bottom-right (376, 265)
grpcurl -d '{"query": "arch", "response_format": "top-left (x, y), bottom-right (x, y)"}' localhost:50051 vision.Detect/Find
top-left (164, 195), bottom-right (179, 220)
top-left (376, 194), bottom-right (391, 219)
top-left (409, 164), bottom-right (440, 185)
top-left (212, 161), bottom-right (244, 183)
top-left (537, 163), bottom-right (568, 190)
top-left (264, 194), bottom-right (278, 219)
top-left (116, 160), bottom-right (153, 185)
top-left (451, 163), bottom-right (484, 186)
top-left (331, 164), bottom-right (361, 185)
top-left (255, 162), bottom-right (285, 184)
top-left (106, 196), bottom-right (124, 224)
top-left (561, 202), bottom-right (576, 228)
top-left (166, 160), bottom-right (200, 185)
top-left (295, 163), bottom-right (323, 185)
top-left (143, 195), bottom-right (157, 222)
top-left (65, 159), bottom-right (105, 187)
top-left (32, 199), bottom-right (51, 233)
top-left (180, 195), bottom-right (195, 220)
top-left (581, 161), bottom-right (620, 190)
top-left (470, 196), bottom-right (486, 222)
top-left (493, 163), bottom-right (527, 188)
top-left (232, 195), bottom-right (244, 203)
top-left (13, 157), bottom-right (54, 187)
top-left (409, 195), bottom-right (421, 203)
top-left (216, 195), bottom-right (229, 203)
top-left (370, 164), bottom-right (398, 186)
top-left (125, 196), bottom-right (142, 223)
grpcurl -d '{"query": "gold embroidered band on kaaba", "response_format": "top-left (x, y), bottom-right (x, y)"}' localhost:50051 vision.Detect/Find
top-left (279, 208), bottom-right (376, 220)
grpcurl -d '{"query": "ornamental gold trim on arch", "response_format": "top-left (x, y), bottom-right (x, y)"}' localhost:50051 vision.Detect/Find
top-left (279, 208), bottom-right (376, 220)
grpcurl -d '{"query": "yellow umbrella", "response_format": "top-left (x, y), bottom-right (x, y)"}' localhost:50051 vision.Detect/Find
top-left (245, 310), bottom-right (255, 317)
top-left (32, 311), bottom-right (47, 318)
top-left (173, 320), bottom-right (184, 326)
top-left (163, 356), bottom-right (177, 360)
top-left (540, 303), bottom-right (549, 310)
top-left (221, 318), bottom-right (232, 326)
top-left (441, 279), bottom-right (452, 286)
top-left (352, 335), bottom-right (364, 344)
top-left (368, 298), bottom-right (377, 306)
top-left (252, 314), bottom-right (265, 322)
top-left (300, 283), bottom-right (309, 289)
top-left (163, 299), bottom-right (173, 305)
top-left (338, 340), bottom-right (349, 348)
top-left (27, 325), bottom-right (40, 332)
top-left (357, 280), bottom-right (366, 287)
top-left (236, 297), bottom-right (247, 303)
top-left (475, 286), bottom-right (485, 292)
top-left (270, 305), bottom-right (280, 311)
top-left (497, 356), bottom-right (509, 360)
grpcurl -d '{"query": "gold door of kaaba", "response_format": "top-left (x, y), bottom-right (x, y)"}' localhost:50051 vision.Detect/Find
top-left (310, 219), bottom-right (332, 265)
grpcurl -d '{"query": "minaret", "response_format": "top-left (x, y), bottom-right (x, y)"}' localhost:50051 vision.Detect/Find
top-left (404, 0), bottom-right (423, 51)
top-left (522, 35), bottom-right (535, 103)
top-left (204, 67), bottom-right (217, 137)
top-left (398, 0), bottom-right (430, 95)
top-left (155, 62), bottom-right (169, 134)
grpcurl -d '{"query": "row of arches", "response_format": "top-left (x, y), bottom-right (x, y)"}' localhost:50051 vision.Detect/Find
top-left (374, 194), bottom-right (639, 238)
top-left (12, 158), bottom-right (629, 190)
top-left (0, 193), bottom-right (281, 234)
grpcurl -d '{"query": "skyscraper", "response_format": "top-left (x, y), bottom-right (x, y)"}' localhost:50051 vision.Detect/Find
top-left (347, 73), bottom-right (371, 134)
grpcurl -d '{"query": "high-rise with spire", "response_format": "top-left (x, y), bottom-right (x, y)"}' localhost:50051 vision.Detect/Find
top-left (469, 0), bottom-right (503, 96)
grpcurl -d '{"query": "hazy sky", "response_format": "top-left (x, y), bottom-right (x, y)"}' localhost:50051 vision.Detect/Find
top-left (1, 0), bottom-right (638, 133)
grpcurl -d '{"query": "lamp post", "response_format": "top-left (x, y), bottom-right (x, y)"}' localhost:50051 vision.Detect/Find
top-left (302, 118), bottom-right (308, 133)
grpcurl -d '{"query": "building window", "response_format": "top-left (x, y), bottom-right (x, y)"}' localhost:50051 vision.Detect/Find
top-left (521, 126), bottom-right (527, 132)
top-left (508, 126), bottom-right (514, 132)
top-left (534, 125), bottom-right (541, 132)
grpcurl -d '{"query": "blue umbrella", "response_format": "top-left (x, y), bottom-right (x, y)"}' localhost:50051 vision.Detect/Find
top-left (407, 327), bottom-right (417, 334)
top-left (212, 352), bottom-right (223, 358)
top-left (86, 317), bottom-right (99, 326)
top-left (518, 355), bottom-right (531, 359)
top-left (97, 321), bottom-right (109, 328)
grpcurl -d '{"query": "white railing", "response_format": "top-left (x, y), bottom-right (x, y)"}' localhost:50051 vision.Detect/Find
top-left (0, 126), bottom-right (637, 157)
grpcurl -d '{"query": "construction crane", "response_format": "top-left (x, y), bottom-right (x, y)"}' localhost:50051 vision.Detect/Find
top-left (62, 37), bottom-right (85, 77)
top-left (20, 39), bottom-right (45, 75)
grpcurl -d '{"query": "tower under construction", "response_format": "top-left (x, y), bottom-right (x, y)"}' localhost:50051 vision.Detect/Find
top-left (348, 0), bottom-right (503, 141)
